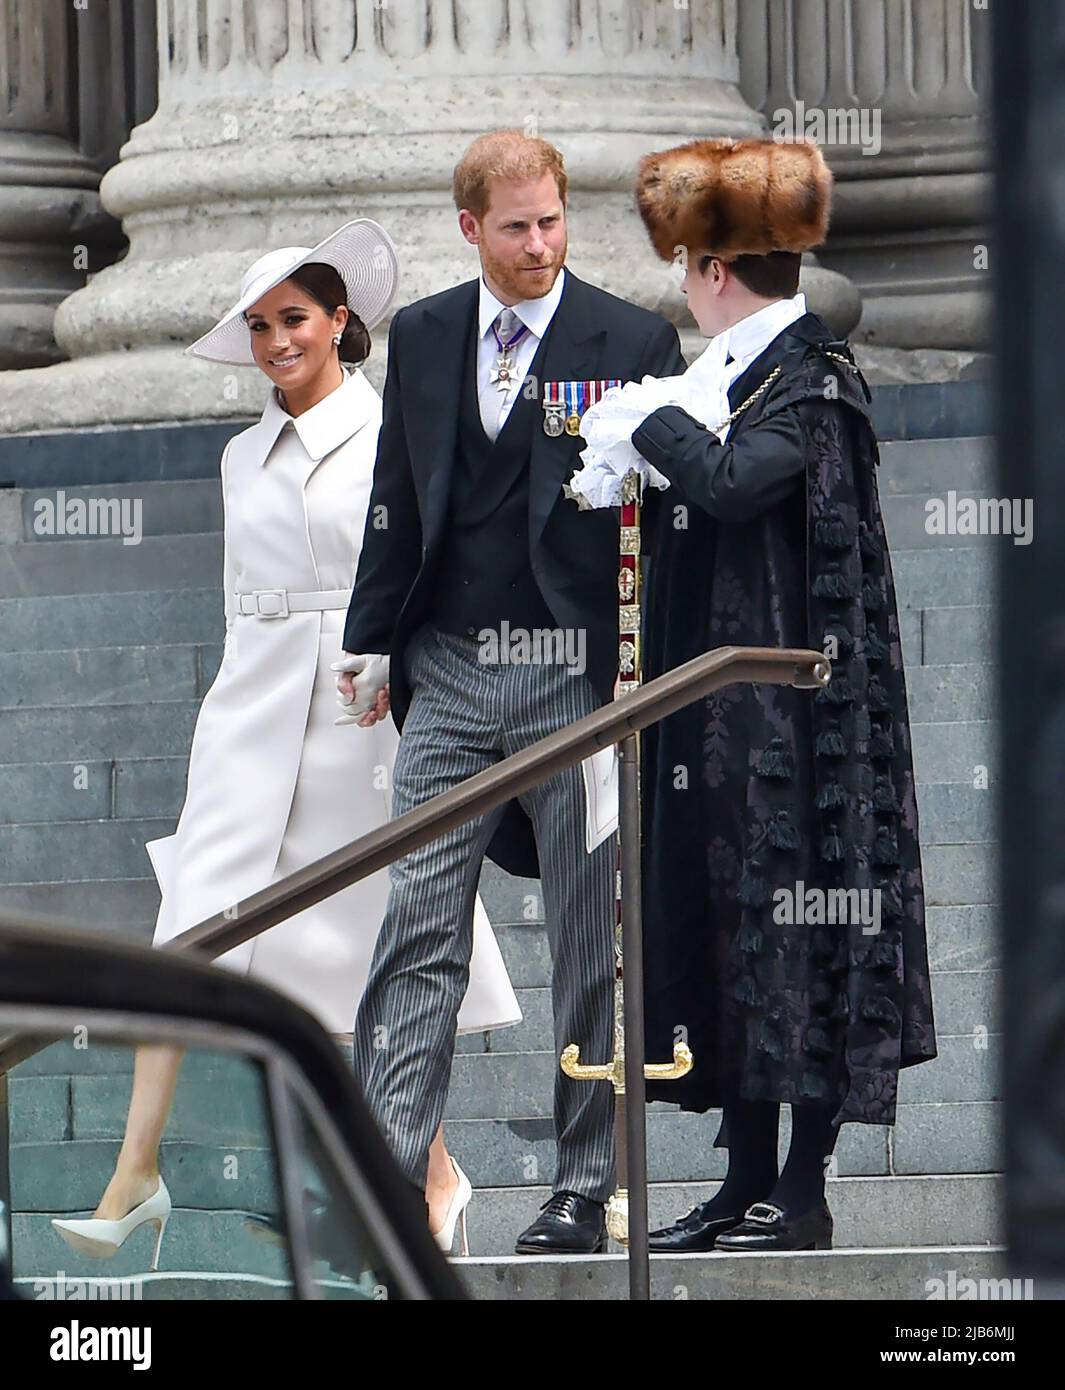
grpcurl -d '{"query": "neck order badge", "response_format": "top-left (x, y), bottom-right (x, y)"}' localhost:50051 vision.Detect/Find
top-left (543, 380), bottom-right (622, 437)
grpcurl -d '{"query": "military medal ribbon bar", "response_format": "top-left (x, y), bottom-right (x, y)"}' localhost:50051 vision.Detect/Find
top-left (543, 379), bottom-right (622, 437)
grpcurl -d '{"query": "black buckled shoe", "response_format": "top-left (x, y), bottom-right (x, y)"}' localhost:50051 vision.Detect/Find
top-left (712, 1199), bottom-right (833, 1252)
top-left (515, 1191), bottom-right (607, 1254)
top-left (647, 1203), bottom-right (748, 1253)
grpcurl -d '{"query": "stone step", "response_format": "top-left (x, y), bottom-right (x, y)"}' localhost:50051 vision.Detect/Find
top-left (0, 799), bottom-right (999, 901)
top-left (891, 547), bottom-right (992, 611)
top-left (0, 704), bottom-right (201, 765)
top-left (876, 437), bottom-right (992, 497)
top-left (11, 1210), bottom-right (289, 1285)
top-left (454, 1244), bottom-right (1014, 1301)
top-left (0, 746), bottom-right (998, 835)
top-left (9, 1055), bottom-right (270, 1147)
top-left (0, 641), bottom-right (991, 722)
top-left (442, 1103), bottom-right (998, 1185)
top-left (436, 1040), bottom-right (1000, 1123)
top-left (0, 877), bottom-right (161, 942)
top-left (905, 663), bottom-right (995, 723)
top-left (11, 1139), bottom-right (279, 1213)
top-left (920, 605), bottom-right (993, 664)
top-left (8, 1134), bottom-right (1000, 1252)
top-left (0, 682), bottom-right (995, 780)
top-left (882, 493), bottom-right (1013, 550)
top-left (0, 878), bottom-right (998, 982)
top-left (0, 439), bottom-right (986, 547)
top-left (0, 588), bottom-right (222, 653)
top-left (0, 644), bottom-right (222, 710)
top-left (0, 532), bottom-right (222, 599)
top-left (462, 1173), bottom-right (1002, 1257)
top-left (911, 721), bottom-right (995, 785)
top-left (455, 967), bottom-right (997, 1058)
top-left (4, 479), bottom-right (223, 544)
top-left (7, 1077), bottom-right (998, 1190)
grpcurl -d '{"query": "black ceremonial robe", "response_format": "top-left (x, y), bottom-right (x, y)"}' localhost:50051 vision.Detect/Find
top-left (630, 311), bottom-right (937, 1130)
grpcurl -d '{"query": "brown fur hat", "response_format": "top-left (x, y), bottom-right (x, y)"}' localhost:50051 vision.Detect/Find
top-left (635, 138), bottom-right (832, 262)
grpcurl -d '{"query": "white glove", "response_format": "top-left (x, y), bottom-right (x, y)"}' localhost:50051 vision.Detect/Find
top-left (330, 652), bottom-right (390, 726)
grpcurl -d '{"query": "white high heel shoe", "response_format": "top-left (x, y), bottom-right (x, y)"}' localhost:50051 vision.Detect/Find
top-left (52, 1177), bottom-right (172, 1272)
top-left (433, 1158), bottom-right (472, 1257)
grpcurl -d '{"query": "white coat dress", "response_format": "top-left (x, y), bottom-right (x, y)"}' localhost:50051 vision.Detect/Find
top-left (146, 365), bottom-right (522, 1036)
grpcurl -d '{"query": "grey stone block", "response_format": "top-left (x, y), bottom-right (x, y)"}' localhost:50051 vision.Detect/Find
top-left (71, 1061), bottom-right (271, 1147)
top-left (898, 1035), bottom-right (1000, 1104)
top-left (877, 437), bottom-right (992, 496)
top-left (882, 493), bottom-right (1001, 549)
top-left (113, 758), bottom-right (189, 820)
top-left (0, 702), bottom-right (199, 763)
top-left (892, 1102), bottom-right (1001, 1175)
top-left (0, 817), bottom-right (177, 883)
top-left (927, 906), bottom-right (998, 971)
top-left (930, 969), bottom-right (999, 1035)
top-left (455, 1245), bottom-right (1014, 1302)
top-left (0, 879), bottom-right (160, 941)
top-left (440, 1106), bottom-right (889, 1189)
top-left (199, 643), bottom-right (223, 693)
top-left (923, 843), bottom-right (997, 907)
top-left (11, 1138), bottom-right (279, 1214)
top-left (8, 1075), bottom-right (71, 1143)
top-left (459, 1173), bottom-right (1002, 1258)
top-left (0, 532), bottom-right (222, 599)
top-left (906, 663), bottom-right (996, 724)
top-left (892, 547), bottom-right (993, 611)
top-left (14, 1272), bottom-right (293, 1300)
top-left (911, 721), bottom-right (996, 786)
top-left (900, 607), bottom-right (922, 665)
top-left (19, 479), bottom-right (222, 543)
top-left (0, 759), bottom-right (112, 826)
top-left (13, 1040), bottom-right (134, 1079)
top-left (477, 865), bottom-right (544, 926)
top-left (0, 588), bottom-right (222, 653)
top-left (12, 1209), bottom-right (289, 1283)
top-left (923, 606), bottom-right (994, 665)
top-left (915, 782), bottom-right (995, 844)
top-left (0, 645), bottom-right (201, 710)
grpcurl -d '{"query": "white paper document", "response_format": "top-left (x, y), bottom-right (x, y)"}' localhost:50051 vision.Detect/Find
top-left (582, 746), bottom-right (619, 852)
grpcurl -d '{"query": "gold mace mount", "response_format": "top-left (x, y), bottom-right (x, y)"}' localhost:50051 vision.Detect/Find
top-left (559, 1041), bottom-right (694, 1092)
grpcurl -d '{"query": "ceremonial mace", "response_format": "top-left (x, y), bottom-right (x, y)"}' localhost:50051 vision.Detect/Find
top-left (560, 467), bottom-right (692, 1297)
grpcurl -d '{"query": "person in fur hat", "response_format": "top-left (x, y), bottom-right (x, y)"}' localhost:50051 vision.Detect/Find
top-left (579, 138), bottom-right (937, 1253)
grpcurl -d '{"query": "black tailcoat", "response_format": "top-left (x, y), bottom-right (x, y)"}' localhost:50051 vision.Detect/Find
top-left (631, 313), bottom-right (938, 1130)
top-left (344, 270), bottom-right (685, 876)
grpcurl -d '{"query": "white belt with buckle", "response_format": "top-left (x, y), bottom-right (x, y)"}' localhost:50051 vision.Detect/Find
top-left (234, 587), bottom-right (353, 619)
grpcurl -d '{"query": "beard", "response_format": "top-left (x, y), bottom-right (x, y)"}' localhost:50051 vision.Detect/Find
top-left (480, 231), bottom-right (568, 302)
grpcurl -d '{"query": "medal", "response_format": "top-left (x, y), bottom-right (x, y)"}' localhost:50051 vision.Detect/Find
top-left (490, 313), bottom-right (529, 393)
top-left (543, 379), bottom-right (624, 439)
top-left (542, 382), bottom-right (566, 436)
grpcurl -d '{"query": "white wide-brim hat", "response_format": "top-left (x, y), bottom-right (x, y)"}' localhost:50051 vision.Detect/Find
top-left (185, 218), bottom-right (399, 365)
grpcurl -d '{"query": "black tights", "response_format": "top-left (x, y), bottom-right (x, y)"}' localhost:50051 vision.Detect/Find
top-left (700, 1087), bottom-right (840, 1218)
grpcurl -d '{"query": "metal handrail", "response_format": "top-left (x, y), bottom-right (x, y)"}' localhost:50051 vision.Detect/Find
top-left (0, 644), bottom-right (829, 1076)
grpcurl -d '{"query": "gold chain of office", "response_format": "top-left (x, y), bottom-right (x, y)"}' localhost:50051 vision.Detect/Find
top-left (718, 350), bottom-right (858, 432)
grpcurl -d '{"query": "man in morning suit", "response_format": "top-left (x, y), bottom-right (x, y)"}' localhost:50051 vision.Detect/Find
top-left (336, 129), bottom-right (684, 1253)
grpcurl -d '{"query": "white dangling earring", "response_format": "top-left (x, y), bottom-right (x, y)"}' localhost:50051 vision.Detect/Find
top-left (333, 334), bottom-right (342, 345)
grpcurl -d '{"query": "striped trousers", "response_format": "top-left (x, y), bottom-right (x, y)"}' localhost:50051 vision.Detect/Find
top-left (352, 623), bottom-right (616, 1202)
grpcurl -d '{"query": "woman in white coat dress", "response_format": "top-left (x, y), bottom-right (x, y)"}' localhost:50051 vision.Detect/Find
top-left (52, 221), bottom-right (520, 1269)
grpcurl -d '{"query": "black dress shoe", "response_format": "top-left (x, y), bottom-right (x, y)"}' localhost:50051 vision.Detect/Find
top-left (647, 1203), bottom-right (748, 1253)
top-left (515, 1191), bottom-right (607, 1254)
top-left (712, 1199), bottom-right (833, 1252)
